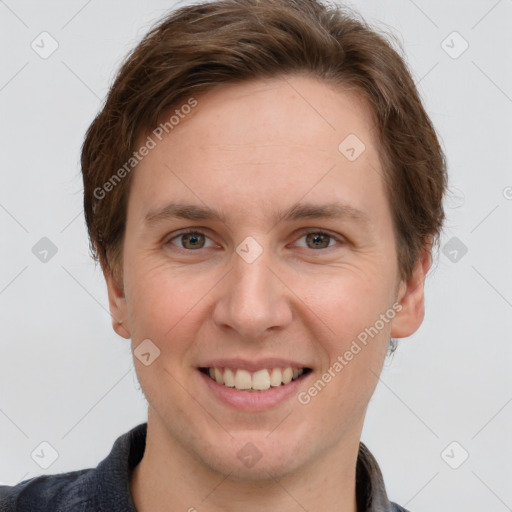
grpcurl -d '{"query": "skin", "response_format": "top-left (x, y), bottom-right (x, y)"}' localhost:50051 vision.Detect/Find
top-left (104, 74), bottom-right (430, 512)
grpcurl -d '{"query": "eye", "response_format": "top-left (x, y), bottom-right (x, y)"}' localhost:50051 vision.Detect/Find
top-left (165, 228), bottom-right (344, 252)
top-left (167, 229), bottom-right (216, 250)
top-left (294, 230), bottom-right (343, 250)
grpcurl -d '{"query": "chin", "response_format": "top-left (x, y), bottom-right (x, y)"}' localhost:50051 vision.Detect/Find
top-left (199, 432), bottom-right (309, 482)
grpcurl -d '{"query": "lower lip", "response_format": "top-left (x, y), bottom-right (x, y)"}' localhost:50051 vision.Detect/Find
top-left (198, 370), bottom-right (310, 412)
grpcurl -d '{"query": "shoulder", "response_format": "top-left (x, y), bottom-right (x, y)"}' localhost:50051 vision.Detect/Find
top-left (390, 502), bottom-right (412, 512)
top-left (0, 422), bottom-right (146, 512)
top-left (0, 469), bottom-right (94, 512)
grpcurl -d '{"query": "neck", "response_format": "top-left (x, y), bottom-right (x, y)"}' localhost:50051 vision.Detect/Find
top-left (130, 408), bottom-right (360, 512)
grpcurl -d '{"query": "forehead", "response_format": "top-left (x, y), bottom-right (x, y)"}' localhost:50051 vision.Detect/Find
top-left (157, 76), bottom-right (378, 161)
top-left (130, 75), bottom-right (387, 227)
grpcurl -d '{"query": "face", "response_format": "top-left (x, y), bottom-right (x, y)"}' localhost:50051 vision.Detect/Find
top-left (106, 74), bottom-right (428, 481)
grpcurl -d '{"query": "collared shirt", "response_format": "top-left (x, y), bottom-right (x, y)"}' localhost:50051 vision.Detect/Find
top-left (0, 423), bottom-right (410, 511)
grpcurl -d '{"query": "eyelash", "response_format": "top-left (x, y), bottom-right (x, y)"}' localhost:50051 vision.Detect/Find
top-left (165, 228), bottom-right (345, 252)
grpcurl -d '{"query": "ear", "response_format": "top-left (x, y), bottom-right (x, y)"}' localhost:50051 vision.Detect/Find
top-left (104, 268), bottom-right (131, 339)
top-left (391, 245), bottom-right (431, 338)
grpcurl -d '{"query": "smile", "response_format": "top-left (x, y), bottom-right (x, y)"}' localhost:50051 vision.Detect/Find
top-left (199, 366), bottom-right (312, 391)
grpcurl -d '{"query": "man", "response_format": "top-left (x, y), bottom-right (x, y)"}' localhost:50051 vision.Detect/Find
top-left (0, 0), bottom-right (447, 510)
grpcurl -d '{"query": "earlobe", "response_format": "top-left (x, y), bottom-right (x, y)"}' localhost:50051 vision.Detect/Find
top-left (104, 269), bottom-right (131, 339)
top-left (390, 247), bottom-right (431, 339)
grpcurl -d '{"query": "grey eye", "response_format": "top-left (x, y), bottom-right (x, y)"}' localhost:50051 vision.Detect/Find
top-left (169, 231), bottom-right (214, 250)
top-left (304, 232), bottom-right (332, 249)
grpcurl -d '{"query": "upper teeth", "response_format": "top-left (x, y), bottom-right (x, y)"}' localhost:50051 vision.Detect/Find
top-left (207, 367), bottom-right (305, 391)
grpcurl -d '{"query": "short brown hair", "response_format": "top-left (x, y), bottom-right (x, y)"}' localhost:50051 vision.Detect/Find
top-left (81, 0), bottom-right (447, 285)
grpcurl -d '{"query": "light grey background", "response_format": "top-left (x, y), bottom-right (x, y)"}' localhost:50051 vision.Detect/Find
top-left (1, 0), bottom-right (511, 510)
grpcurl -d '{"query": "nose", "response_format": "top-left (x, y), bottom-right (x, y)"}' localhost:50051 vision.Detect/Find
top-left (212, 244), bottom-right (293, 340)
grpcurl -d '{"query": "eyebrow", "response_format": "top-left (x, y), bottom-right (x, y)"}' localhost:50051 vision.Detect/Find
top-left (144, 201), bottom-right (370, 227)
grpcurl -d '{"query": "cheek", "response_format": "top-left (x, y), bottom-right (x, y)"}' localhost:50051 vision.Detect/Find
top-left (302, 278), bottom-right (392, 436)
top-left (124, 259), bottom-right (219, 362)
top-left (306, 269), bottom-right (395, 338)
top-left (123, 261), bottom-right (186, 340)
top-left (305, 271), bottom-right (394, 399)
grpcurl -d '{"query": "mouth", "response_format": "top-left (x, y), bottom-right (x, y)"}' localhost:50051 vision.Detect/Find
top-left (198, 366), bottom-right (312, 392)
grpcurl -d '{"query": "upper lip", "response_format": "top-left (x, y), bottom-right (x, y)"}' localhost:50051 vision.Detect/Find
top-left (198, 358), bottom-right (311, 372)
